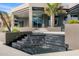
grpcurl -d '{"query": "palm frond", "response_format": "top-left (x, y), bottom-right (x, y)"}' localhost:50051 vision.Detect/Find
top-left (0, 11), bottom-right (11, 31)
top-left (44, 3), bottom-right (62, 16)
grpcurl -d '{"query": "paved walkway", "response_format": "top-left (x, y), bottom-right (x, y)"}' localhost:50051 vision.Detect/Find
top-left (0, 42), bottom-right (30, 56)
top-left (36, 50), bottom-right (79, 56)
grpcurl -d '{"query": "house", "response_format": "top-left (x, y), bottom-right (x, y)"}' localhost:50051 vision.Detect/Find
top-left (10, 3), bottom-right (78, 31)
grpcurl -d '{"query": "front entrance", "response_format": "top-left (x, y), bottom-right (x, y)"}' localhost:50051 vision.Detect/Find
top-left (32, 11), bottom-right (43, 28)
top-left (32, 7), bottom-right (50, 28)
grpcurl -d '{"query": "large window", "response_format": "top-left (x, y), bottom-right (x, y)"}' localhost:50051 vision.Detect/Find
top-left (14, 17), bottom-right (29, 27)
top-left (32, 7), bottom-right (50, 28)
top-left (14, 20), bottom-right (24, 27)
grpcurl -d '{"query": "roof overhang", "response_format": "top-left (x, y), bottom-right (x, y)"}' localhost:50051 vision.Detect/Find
top-left (69, 4), bottom-right (79, 15)
top-left (13, 7), bottom-right (29, 18)
top-left (11, 4), bottom-right (30, 18)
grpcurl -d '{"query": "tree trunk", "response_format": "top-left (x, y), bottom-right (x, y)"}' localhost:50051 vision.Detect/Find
top-left (50, 14), bottom-right (54, 27)
top-left (0, 13), bottom-right (11, 32)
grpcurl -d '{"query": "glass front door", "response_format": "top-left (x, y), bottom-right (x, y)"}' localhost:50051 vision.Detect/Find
top-left (32, 11), bottom-right (43, 28)
top-left (32, 7), bottom-right (50, 28)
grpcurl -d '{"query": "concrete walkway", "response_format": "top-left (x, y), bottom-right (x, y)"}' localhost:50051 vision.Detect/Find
top-left (36, 50), bottom-right (79, 56)
top-left (0, 42), bottom-right (30, 56)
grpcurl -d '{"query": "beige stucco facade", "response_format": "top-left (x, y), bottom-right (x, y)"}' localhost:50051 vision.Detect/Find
top-left (10, 3), bottom-right (78, 32)
top-left (65, 24), bottom-right (79, 50)
top-left (11, 3), bottom-right (49, 29)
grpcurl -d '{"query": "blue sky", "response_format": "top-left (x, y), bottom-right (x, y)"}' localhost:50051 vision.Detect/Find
top-left (0, 3), bottom-right (23, 12)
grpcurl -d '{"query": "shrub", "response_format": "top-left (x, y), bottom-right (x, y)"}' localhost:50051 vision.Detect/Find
top-left (67, 20), bottom-right (79, 24)
top-left (12, 27), bottom-right (20, 32)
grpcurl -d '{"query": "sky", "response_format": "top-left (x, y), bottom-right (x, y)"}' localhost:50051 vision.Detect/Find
top-left (0, 3), bottom-right (23, 13)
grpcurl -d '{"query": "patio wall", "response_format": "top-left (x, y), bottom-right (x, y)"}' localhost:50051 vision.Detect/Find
top-left (19, 27), bottom-right (33, 32)
top-left (65, 24), bottom-right (79, 50)
top-left (0, 32), bottom-right (6, 43)
top-left (0, 32), bottom-right (32, 44)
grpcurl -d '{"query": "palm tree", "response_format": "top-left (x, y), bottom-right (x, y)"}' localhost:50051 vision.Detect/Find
top-left (44, 3), bottom-right (61, 27)
top-left (0, 11), bottom-right (11, 32)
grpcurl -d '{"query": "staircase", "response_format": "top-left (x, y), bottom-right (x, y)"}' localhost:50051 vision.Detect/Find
top-left (10, 32), bottom-right (68, 55)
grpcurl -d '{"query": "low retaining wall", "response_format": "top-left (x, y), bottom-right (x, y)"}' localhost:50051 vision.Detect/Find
top-left (0, 32), bottom-right (6, 43)
top-left (0, 32), bottom-right (32, 44)
top-left (0, 31), bottom-right (65, 45)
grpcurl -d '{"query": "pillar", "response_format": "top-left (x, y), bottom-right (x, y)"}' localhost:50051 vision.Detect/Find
top-left (67, 14), bottom-right (72, 20)
top-left (10, 13), bottom-right (14, 31)
top-left (50, 15), bottom-right (54, 27)
top-left (29, 7), bottom-right (32, 28)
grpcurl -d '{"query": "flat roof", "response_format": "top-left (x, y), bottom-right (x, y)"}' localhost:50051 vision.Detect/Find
top-left (69, 4), bottom-right (79, 14)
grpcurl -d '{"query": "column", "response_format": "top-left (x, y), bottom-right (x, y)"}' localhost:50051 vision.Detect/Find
top-left (10, 13), bottom-right (14, 31)
top-left (50, 15), bottom-right (54, 27)
top-left (29, 7), bottom-right (32, 28)
top-left (67, 14), bottom-right (71, 20)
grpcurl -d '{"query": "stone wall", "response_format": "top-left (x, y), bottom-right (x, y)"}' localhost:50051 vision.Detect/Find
top-left (11, 32), bottom-right (67, 54)
top-left (0, 32), bottom-right (32, 44)
top-left (6, 32), bottom-right (32, 44)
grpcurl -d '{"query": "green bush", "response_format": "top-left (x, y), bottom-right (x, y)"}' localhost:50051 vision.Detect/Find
top-left (67, 20), bottom-right (79, 24)
top-left (12, 27), bottom-right (20, 32)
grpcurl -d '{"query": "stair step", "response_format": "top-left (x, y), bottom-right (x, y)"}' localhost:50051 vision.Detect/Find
top-left (12, 42), bottom-right (22, 49)
top-left (24, 36), bottom-right (28, 39)
top-left (21, 38), bottom-right (27, 42)
top-left (9, 32), bottom-right (67, 55)
top-left (46, 42), bottom-right (64, 46)
top-left (17, 41), bottom-right (24, 45)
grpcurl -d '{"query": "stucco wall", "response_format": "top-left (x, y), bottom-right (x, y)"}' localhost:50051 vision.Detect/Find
top-left (6, 32), bottom-right (32, 44)
top-left (30, 3), bottom-right (48, 7)
top-left (65, 24), bottom-right (79, 50)
top-left (0, 32), bottom-right (32, 44)
top-left (19, 27), bottom-right (33, 32)
top-left (0, 32), bottom-right (6, 43)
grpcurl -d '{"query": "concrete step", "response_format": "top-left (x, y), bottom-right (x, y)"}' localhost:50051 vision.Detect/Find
top-left (12, 42), bottom-right (22, 49)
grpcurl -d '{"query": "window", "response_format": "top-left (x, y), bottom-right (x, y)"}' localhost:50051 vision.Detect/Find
top-left (71, 15), bottom-right (78, 17)
top-left (14, 20), bottom-right (24, 27)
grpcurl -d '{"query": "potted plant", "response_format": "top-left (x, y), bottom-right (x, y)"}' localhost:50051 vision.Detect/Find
top-left (65, 19), bottom-right (79, 50)
top-left (67, 19), bottom-right (79, 24)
